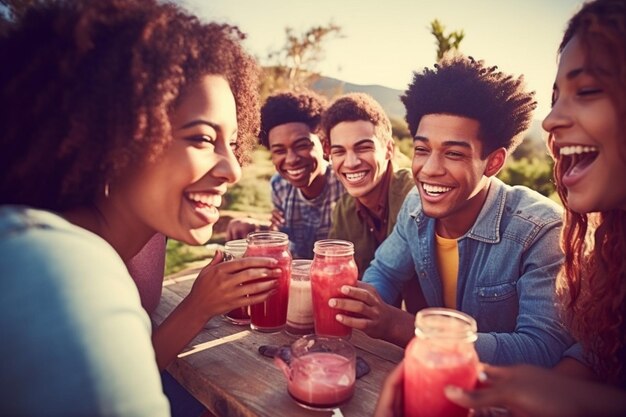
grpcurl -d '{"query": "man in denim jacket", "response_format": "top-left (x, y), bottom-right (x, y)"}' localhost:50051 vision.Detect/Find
top-left (329, 56), bottom-right (573, 367)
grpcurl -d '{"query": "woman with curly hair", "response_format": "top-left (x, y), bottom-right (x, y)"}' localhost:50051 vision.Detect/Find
top-left (0, 0), bottom-right (279, 415)
top-left (375, 1), bottom-right (626, 416)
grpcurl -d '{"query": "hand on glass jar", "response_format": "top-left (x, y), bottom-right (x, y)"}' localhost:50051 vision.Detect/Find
top-left (188, 250), bottom-right (282, 323)
top-left (245, 231), bottom-right (292, 333)
top-left (328, 281), bottom-right (400, 340)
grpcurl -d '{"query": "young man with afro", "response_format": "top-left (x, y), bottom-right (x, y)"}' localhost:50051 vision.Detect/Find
top-left (227, 90), bottom-right (344, 258)
top-left (328, 56), bottom-right (574, 367)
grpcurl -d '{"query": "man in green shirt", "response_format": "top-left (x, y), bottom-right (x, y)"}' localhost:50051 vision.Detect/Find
top-left (322, 93), bottom-right (422, 310)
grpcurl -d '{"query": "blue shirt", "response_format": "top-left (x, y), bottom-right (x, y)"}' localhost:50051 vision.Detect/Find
top-left (363, 178), bottom-right (574, 366)
top-left (271, 163), bottom-right (345, 259)
top-left (0, 206), bottom-right (170, 416)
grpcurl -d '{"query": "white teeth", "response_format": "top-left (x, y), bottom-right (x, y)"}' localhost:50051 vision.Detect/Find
top-left (344, 171), bottom-right (367, 182)
top-left (286, 167), bottom-right (306, 176)
top-left (187, 192), bottom-right (221, 207)
top-left (422, 183), bottom-right (452, 195)
top-left (559, 145), bottom-right (599, 156)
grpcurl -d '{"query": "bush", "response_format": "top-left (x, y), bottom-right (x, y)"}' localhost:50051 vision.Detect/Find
top-left (165, 239), bottom-right (214, 276)
top-left (223, 147), bottom-right (274, 212)
top-left (498, 157), bottom-right (555, 197)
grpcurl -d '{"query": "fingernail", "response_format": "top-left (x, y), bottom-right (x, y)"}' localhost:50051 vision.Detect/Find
top-left (478, 370), bottom-right (488, 383)
top-left (340, 286), bottom-right (349, 295)
top-left (444, 385), bottom-right (463, 400)
top-left (336, 314), bottom-right (343, 323)
top-left (328, 299), bottom-right (337, 307)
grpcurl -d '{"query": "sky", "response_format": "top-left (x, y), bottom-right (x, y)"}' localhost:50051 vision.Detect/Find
top-left (177, 0), bottom-right (587, 120)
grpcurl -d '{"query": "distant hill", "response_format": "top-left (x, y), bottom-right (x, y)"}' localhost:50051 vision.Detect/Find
top-left (311, 76), bottom-right (406, 121)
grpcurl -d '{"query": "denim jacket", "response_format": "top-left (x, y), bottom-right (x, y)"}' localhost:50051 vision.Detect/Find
top-left (363, 178), bottom-right (574, 366)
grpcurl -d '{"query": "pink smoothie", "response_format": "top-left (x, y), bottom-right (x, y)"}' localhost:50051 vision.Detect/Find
top-left (310, 256), bottom-right (358, 337)
top-left (288, 352), bottom-right (355, 409)
top-left (404, 338), bottom-right (478, 417)
top-left (245, 244), bottom-right (291, 331)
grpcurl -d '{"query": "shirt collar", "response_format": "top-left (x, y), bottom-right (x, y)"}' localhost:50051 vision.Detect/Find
top-left (410, 177), bottom-right (505, 243)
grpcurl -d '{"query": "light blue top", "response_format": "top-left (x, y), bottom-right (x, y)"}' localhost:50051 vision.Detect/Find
top-left (363, 178), bottom-right (574, 366)
top-left (271, 163), bottom-right (345, 259)
top-left (0, 206), bottom-right (170, 416)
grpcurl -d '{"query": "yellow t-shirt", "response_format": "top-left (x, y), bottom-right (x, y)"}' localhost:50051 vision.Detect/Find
top-left (435, 234), bottom-right (459, 309)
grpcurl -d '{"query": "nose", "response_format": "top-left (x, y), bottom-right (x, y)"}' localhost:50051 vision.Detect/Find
top-left (419, 154), bottom-right (445, 177)
top-left (213, 145), bottom-right (242, 185)
top-left (542, 99), bottom-right (572, 136)
top-left (343, 150), bottom-right (360, 169)
top-left (285, 147), bottom-right (300, 165)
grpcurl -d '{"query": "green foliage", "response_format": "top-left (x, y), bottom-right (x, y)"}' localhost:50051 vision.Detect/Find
top-left (165, 239), bottom-right (214, 276)
top-left (390, 117), bottom-right (410, 140)
top-left (260, 23), bottom-right (343, 99)
top-left (498, 157), bottom-right (555, 197)
top-left (395, 137), bottom-right (414, 160)
top-left (223, 147), bottom-right (274, 212)
top-left (430, 19), bottom-right (465, 61)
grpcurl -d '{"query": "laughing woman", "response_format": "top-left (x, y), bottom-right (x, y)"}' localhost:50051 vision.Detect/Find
top-left (375, 1), bottom-right (626, 416)
top-left (0, 1), bottom-right (278, 415)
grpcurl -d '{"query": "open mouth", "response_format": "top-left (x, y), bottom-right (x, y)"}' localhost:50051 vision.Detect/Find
top-left (559, 145), bottom-right (599, 179)
top-left (343, 171), bottom-right (368, 183)
top-left (286, 167), bottom-right (307, 177)
top-left (422, 182), bottom-right (453, 197)
top-left (186, 192), bottom-right (220, 223)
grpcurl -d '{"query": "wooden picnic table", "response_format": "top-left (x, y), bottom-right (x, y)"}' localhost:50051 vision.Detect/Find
top-left (152, 269), bottom-right (404, 417)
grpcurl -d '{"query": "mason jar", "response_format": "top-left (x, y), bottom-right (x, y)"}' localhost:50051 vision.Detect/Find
top-left (245, 231), bottom-right (291, 332)
top-left (404, 308), bottom-right (479, 417)
top-left (310, 239), bottom-right (358, 338)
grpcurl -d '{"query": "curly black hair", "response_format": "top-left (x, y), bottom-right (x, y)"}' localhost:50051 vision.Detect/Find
top-left (320, 92), bottom-right (392, 149)
top-left (258, 89), bottom-right (328, 148)
top-left (402, 55), bottom-right (536, 157)
top-left (0, 0), bottom-right (260, 211)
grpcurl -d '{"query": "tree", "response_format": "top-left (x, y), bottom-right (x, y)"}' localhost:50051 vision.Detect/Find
top-left (260, 23), bottom-right (342, 99)
top-left (430, 19), bottom-right (464, 61)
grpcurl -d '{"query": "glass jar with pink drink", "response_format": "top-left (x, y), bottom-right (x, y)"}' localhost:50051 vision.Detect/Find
top-left (274, 335), bottom-right (356, 410)
top-left (244, 231), bottom-right (291, 333)
top-left (310, 239), bottom-right (358, 338)
top-left (404, 308), bottom-right (479, 417)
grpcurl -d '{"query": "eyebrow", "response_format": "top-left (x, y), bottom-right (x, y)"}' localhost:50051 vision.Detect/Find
top-left (270, 137), bottom-right (312, 149)
top-left (552, 67), bottom-right (588, 92)
top-left (330, 138), bottom-right (375, 149)
top-left (178, 119), bottom-right (219, 131)
top-left (413, 136), bottom-right (472, 149)
top-left (566, 67), bottom-right (585, 80)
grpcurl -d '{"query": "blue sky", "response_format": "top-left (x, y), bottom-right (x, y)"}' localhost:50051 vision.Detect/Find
top-left (177, 0), bottom-right (586, 119)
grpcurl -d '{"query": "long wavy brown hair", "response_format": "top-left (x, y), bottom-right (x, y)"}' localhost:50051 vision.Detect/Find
top-left (0, 0), bottom-right (260, 212)
top-left (550, 0), bottom-right (626, 385)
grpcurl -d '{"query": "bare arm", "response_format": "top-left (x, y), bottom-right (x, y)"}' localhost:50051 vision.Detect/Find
top-left (374, 361), bottom-right (405, 417)
top-left (445, 364), bottom-right (626, 417)
top-left (152, 252), bottom-right (281, 370)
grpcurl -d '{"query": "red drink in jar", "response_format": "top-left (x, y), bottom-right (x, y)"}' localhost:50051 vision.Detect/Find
top-left (223, 239), bottom-right (250, 325)
top-left (310, 240), bottom-right (358, 338)
top-left (245, 231), bottom-right (291, 332)
top-left (404, 308), bottom-right (479, 417)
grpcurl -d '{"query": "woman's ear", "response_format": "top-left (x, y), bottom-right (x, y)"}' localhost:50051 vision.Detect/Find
top-left (484, 147), bottom-right (507, 177)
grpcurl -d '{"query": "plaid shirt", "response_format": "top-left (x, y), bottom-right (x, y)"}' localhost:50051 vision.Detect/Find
top-left (270, 164), bottom-right (345, 259)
